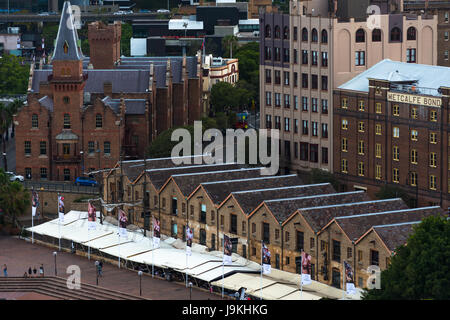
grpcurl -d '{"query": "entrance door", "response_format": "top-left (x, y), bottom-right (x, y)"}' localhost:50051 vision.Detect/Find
top-left (211, 234), bottom-right (216, 251)
top-left (171, 223), bottom-right (177, 238)
top-left (200, 229), bottom-right (206, 245)
top-left (332, 268), bottom-right (341, 288)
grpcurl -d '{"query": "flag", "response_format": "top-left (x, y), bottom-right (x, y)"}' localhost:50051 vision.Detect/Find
top-left (118, 209), bottom-right (128, 238)
top-left (200, 37), bottom-right (205, 50)
top-left (344, 261), bottom-right (356, 295)
top-left (301, 251), bottom-right (312, 285)
top-left (88, 202), bottom-right (96, 230)
top-left (262, 242), bottom-right (271, 274)
top-left (31, 190), bottom-right (39, 217)
top-left (58, 196), bottom-right (65, 222)
top-left (152, 217), bottom-right (160, 248)
top-left (223, 235), bottom-right (233, 265)
top-left (186, 226), bottom-right (193, 256)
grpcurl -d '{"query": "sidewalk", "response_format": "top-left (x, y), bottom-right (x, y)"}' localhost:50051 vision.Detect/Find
top-left (0, 236), bottom-right (222, 300)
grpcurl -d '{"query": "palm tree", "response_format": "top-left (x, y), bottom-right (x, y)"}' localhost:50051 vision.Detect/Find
top-left (0, 103), bottom-right (13, 171)
top-left (8, 98), bottom-right (24, 138)
top-left (0, 169), bottom-right (30, 229)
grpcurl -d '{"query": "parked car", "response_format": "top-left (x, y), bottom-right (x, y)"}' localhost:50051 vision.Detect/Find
top-left (37, 12), bottom-right (49, 16)
top-left (114, 10), bottom-right (126, 15)
top-left (75, 176), bottom-right (98, 187)
top-left (157, 9), bottom-right (170, 14)
top-left (6, 172), bottom-right (24, 182)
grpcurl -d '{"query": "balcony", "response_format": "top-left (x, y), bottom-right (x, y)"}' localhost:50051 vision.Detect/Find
top-left (52, 155), bottom-right (81, 163)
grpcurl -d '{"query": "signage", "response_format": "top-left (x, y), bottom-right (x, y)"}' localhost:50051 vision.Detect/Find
top-left (387, 92), bottom-right (441, 108)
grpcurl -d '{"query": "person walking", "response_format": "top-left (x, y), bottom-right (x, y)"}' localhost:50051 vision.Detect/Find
top-left (39, 264), bottom-right (44, 277)
top-left (28, 266), bottom-right (32, 277)
top-left (99, 260), bottom-right (103, 277)
top-left (33, 267), bottom-right (37, 277)
top-left (3, 264), bottom-right (7, 277)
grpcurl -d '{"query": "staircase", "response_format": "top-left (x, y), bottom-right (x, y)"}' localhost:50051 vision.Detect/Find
top-left (0, 277), bottom-right (147, 300)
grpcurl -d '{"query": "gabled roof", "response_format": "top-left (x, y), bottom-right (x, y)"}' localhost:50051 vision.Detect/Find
top-left (52, 1), bottom-right (83, 62)
top-left (38, 96), bottom-right (53, 112)
top-left (370, 221), bottom-right (421, 252)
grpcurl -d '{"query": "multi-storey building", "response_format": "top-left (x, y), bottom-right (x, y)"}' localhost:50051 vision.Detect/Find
top-left (260, 0), bottom-right (437, 174)
top-left (14, 1), bottom-right (203, 181)
top-left (333, 59), bottom-right (450, 209)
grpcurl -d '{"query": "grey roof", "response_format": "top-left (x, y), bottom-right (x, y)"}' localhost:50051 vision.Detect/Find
top-left (338, 59), bottom-right (450, 93)
top-left (38, 96), bottom-right (53, 112)
top-left (51, 1), bottom-right (83, 62)
top-left (55, 130), bottom-right (79, 140)
top-left (85, 69), bottom-right (150, 93)
top-left (101, 97), bottom-right (147, 115)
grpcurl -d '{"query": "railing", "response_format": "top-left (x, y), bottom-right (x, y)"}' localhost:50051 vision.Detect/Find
top-left (389, 83), bottom-right (441, 96)
top-left (23, 180), bottom-right (99, 195)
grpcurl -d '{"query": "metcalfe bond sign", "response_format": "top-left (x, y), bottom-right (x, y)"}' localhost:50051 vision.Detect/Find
top-left (387, 92), bottom-right (442, 107)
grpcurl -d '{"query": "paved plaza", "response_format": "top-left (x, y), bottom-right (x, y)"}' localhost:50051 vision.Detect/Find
top-left (0, 236), bottom-right (222, 300)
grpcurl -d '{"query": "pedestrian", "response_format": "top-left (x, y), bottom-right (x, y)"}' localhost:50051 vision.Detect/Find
top-left (28, 266), bottom-right (32, 277)
top-left (33, 266), bottom-right (37, 276)
top-left (99, 260), bottom-right (103, 277)
top-left (3, 264), bottom-right (7, 277)
top-left (23, 272), bottom-right (28, 278)
top-left (39, 264), bottom-right (44, 277)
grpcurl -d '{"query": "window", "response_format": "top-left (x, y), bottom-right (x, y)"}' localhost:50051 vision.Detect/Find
top-left (296, 231), bottom-right (304, 251)
top-left (63, 96), bottom-right (70, 104)
top-left (40, 167), bottom-right (47, 180)
top-left (24, 141), bottom-right (31, 155)
top-left (392, 105), bottom-right (399, 116)
top-left (430, 152), bottom-right (437, 167)
top-left (341, 138), bottom-right (348, 152)
top-left (375, 165), bottom-right (382, 180)
top-left (302, 50), bottom-right (308, 64)
top-left (294, 142), bottom-right (298, 158)
top-left (275, 93), bottom-right (281, 107)
top-left (445, 51), bottom-right (449, 61)
top-left (430, 110), bottom-right (437, 122)
top-left (341, 98), bottom-right (348, 109)
top-left (322, 147), bottom-right (329, 164)
top-left (63, 168), bottom-right (70, 181)
top-left (32, 114), bottom-right (38, 128)
top-left (358, 140), bottom-right (365, 155)
top-left (358, 162), bottom-right (365, 176)
top-left (263, 223), bottom-right (270, 243)
top-left (358, 100), bottom-right (365, 111)
top-left (445, 12), bottom-right (449, 23)
top-left (311, 28), bottom-right (318, 42)
top-left (283, 48), bottom-right (290, 63)
top-left (293, 26), bottom-right (298, 41)
top-left (264, 46), bottom-right (272, 60)
top-left (63, 113), bottom-right (71, 129)
top-left (283, 71), bottom-right (289, 85)
top-left (274, 25), bottom-right (280, 39)
top-left (88, 141), bottom-right (95, 154)
top-left (39, 141), bottom-right (47, 155)
top-left (430, 132), bottom-right (437, 144)
top-left (407, 48), bottom-right (416, 63)
top-left (265, 115), bottom-right (272, 129)
top-left (355, 51), bottom-right (365, 66)
top-left (293, 49), bottom-right (298, 64)
top-left (300, 143), bottom-right (309, 161)
top-left (274, 47), bottom-right (280, 61)
top-left (358, 121), bottom-right (365, 132)
top-left (411, 129), bottom-right (418, 141)
top-left (265, 92), bottom-right (272, 106)
top-left (429, 175), bottom-right (437, 190)
top-left (312, 121), bottom-right (318, 137)
top-left (302, 96), bottom-right (308, 111)
top-left (375, 143), bottom-right (381, 158)
top-left (341, 159), bottom-right (348, 173)
top-left (411, 107), bottom-right (418, 119)
top-left (411, 149), bottom-right (418, 164)
top-left (294, 96), bottom-right (298, 109)
top-left (376, 103), bottom-right (382, 114)
top-left (302, 73), bottom-right (308, 88)
top-left (356, 29), bottom-right (365, 42)
top-left (285, 231), bottom-right (290, 242)
top-left (293, 72), bottom-right (298, 87)
top-left (302, 120), bottom-right (308, 135)
top-left (393, 168), bottom-right (399, 183)
top-left (341, 119), bottom-right (348, 130)
top-left (410, 171), bottom-right (417, 186)
top-left (446, 32), bottom-right (449, 41)
top-left (275, 116), bottom-right (281, 129)
top-left (322, 123), bottom-right (328, 138)
top-left (393, 127), bottom-right (399, 138)
top-left (104, 141), bottom-right (111, 155)
top-left (294, 119), bottom-right (299, 133)
top-left (265, 69), bottom-right (271, 83)
top-left (332, 240), bottom-right (341, 262)
top-left (302, 27), bottom-right (308, 41)
top-left (375, 124), bottom-right (382, 135)
top-left (265, 25), bottom-right (271, 38)
top-left (95, 114), bottom-right (102, 128)
top-left (321, 76), bottom-right (328, 91)
top-left (321, 29), bottom-right (328, 43)
top-left (284, 94), bottom-right (290, 108)
top-left (372, 29), bottom-right (381, 42)
top-left (311, 51), bottom-right (318, 66)
top-left (283, 26), bottom-right (289, 40)
top-left (371, 250), bottom-right (379, 266)
top-left (321, 51), bottom-right (328, 67)
top-left (393, 146), bottom-right (399, 161)
top-left (321, 99), bottom-right (328, 114)
top-left (390, 27), bottom-right (401, 42)
top-left (274, 70), bottom-right (281, 84)
top-left (230, 214), bottom-right (237, 234)
top-left (284, 117), bottom-right (290, 131)
top-left (311, 74), bottom-right (318, 89)
top-left (347, 247), bottom-right (352, 259)
top-left (275, 229), bottom-right (280, 240)
top-left (407, 27), bottom-right (416, 40)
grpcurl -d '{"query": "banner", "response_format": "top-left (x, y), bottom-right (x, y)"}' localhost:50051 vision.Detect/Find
top-left (186, 226), bottom-right (193, 256)
top-left (58, 195), bottom-right (65, 222)
top-left (262, 243), bottom-right (271, 274)
top-left (223, 235), bottom-right (233, 265)
top-left (301, 251), bottom-right (312, 285)
top-left (31, 190), bottom-right (39, 217)
top-left (344, 261), bottom-right (356, 295)
top-left (118, 209), bottom-right (128, 238)
top-left (88, 202), bottom-right (96, 230)
top-left (152, 217), bottom-right (160, 248)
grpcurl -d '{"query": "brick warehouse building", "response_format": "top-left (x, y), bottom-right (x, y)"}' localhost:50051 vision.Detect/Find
top-left (14, 1), bottom-right (203, 181)
top-left (333, 59), bottom-right (450, 210)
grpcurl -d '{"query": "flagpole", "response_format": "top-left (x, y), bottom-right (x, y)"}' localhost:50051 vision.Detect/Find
top-left (88, 228), bottom-right (90, 260)
top-left (260, 240), bottom-right (263, 300)
top-left (300, 250), bottom-right (303, 298)
top-left (118, 208), bottom-right (121, 269)
top-left (58, 193), bottom-right (61, 251)
top-left (152, 235), bottom-right (154, 278)
top-left (342, 261), bottom-right (345, 300)
top-left (222, 236), bottom-right (224, 299)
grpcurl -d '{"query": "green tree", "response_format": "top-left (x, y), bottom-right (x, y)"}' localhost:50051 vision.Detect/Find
top-left (234, 42), bottom-right (259, 107)
top-left (121, 23), bottom-right (133, 57)
top-left (0, 103), bottom-right (13, 171)
top-left (42, 23), bottom-right (59, 52)
top-left (210, 81), bottom-right (237, 113)
top-left (0, 55), bottom-right (30, 95)
top-left (363, 215), bottom-right (450, 300)
top-left (0, 169), bottom-right (30, 228)
top-left (8, 98), bottom-right (24, 139)
top-left (307, 168), bottom-right (341, 191)
top-left (222, 35), bottom-right (238, 58)
top-left (375, 184), bottom-right (411, 206)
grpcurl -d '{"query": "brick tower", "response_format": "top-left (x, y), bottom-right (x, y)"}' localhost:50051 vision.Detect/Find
top-left (88, 21), bottom-right (122, 69)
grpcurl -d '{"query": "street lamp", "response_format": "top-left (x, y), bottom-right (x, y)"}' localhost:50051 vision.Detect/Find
top-left (188, 281), bottom-right (193, 300)
top-left (80, 150), bottom-right (84, 176)
top-left (2, 152), bottom-right (6, 171)
top-left (95, 260), bottom-right (99, 285)
top-left (138, 270), bottom-right (143, 296)
top-left (53, 251), bottom-right (57, 276)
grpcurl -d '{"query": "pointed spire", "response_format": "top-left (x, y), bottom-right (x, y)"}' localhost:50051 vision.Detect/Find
top-left (52, 1), bottom-right (83, 62)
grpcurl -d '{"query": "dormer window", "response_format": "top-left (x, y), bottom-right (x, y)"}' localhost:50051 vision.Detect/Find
top-left (63, 40), bottom-right (69, 54)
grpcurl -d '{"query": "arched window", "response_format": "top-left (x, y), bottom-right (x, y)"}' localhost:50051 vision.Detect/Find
top-left (31, 114), bottom-right (38, 128)
top-left (390, 27), bottom-right (401, 41)
top-left (265, 24), bottom-right (271, 38)
top-left (372, 29), bottom-right (382, 42)
top-left (283, 26), bottom-right (289, 40)
top-left (302, 27), bottom-right (308, 41)
top-left (274, 25), bottom-right (281, 39)
top-left (311, 28), bottom-right (318, 42)
top-left (407, 27), bottom-right (416, 40)
top-left (95, 114), bottom-right (103, 128)
top-left (63, 96), bottom-right (70, 104)
top-left (321, 29), bottom-right (328, 43)
top-left (356, 29), bottom-right (365, 42)
top-left (63, 113), bottom-right (71, 129)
